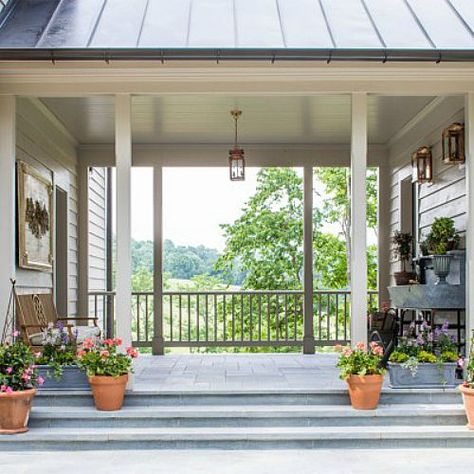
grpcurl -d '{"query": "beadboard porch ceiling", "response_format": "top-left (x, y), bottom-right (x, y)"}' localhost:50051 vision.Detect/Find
top-left (39, 94), bottom-right (437, 145)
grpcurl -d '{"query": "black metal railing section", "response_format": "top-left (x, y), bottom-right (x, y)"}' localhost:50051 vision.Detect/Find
top-left (89, 290), bottom-right (378, 350)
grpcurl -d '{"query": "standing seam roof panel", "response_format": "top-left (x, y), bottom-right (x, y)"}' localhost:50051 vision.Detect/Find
top-left (406, 0), bottom-right (474, 49)
top-left (38, 0), bottom-right (106, 48)
top-left (363, 0), bottom-right (432, 49)
top-left (448, 0), bottom-right (474, 36)
top-left (89, 0), bottom-right (149, 48)
top-left (319, 0), bottom-right (382, 48)
top-left (277, 0), bottom-right (333, 48)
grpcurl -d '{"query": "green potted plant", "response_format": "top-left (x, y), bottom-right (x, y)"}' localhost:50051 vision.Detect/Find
top-left (391, 231), bottom-right (414, 285)
top-left (421, 217), bottom-right (460, 284)
top-left (76, 337), bottom-right (138, 411)
top-left (460, 331), bottom-right (474, 429)
top-left (0, 332), bottom-right (44, 434)
top-left (388, 320), bottom-right (459, 388)
top-left (36, 322), bottom-right (89, 391)
top-left (336, 342), bottom-right (385, 410)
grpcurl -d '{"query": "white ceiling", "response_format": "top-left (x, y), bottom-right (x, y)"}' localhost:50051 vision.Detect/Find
top-left (41, 95), bottom-right (435, 145)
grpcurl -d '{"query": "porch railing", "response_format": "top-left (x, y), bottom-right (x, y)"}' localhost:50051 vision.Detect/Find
top-left (89, 289), bottom-right (378, 351)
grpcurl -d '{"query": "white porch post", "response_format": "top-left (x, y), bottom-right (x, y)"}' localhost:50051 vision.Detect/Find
top-left (465, 92), bottom-right (474, 354)
top-left (115, 94), bottom-right (132, 349)
top-left (152, 165), bottom-right (165, 355)
top-left (303, 165), bottom-right (315, 354)
top-left (350, 93), bottom-right (368, 346)
top-left (0, 96), bottom-right (15, 332)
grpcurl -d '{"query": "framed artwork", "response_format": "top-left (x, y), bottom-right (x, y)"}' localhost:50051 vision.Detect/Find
top-left (17, 161), bottom-right (54, 272)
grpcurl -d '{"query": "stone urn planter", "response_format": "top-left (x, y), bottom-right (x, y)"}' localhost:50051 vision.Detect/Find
top-left (346, 374), bottom-right (384, 410)
top-left (88, 374), bottom-right (128, 411)
top-left (37, 365), bottom-right (89, 391)
top-left (431, 254), bottom-right (453, 285)
top-left (388, 362), bottom-right (457, 388)
top-left (0, 388), bottom-right (36, 434)
top-left (459, 384), bottom-right (474, 429)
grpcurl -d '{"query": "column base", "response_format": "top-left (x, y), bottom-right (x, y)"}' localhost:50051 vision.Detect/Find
top-left (152, 336), bottom-right (165, 356)
top-left (303, 336), bottom-right (315, 354)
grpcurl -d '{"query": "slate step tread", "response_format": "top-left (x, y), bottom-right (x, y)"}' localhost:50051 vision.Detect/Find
top-left (2, 425), bottom-right (474, 443)
top-left (30, 404), bottom-right (465, 419)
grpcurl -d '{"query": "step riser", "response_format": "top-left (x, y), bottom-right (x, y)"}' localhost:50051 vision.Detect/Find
top-left (34, 392), bottom-right (462, 407)
top-left (3, 438), bottom-right (474, 450)
top-left (28, 415), bottom-right (467, 429)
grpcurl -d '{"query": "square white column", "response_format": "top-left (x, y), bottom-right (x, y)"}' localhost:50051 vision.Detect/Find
top-left (115, 94), bottom-right (132, 349)
top-left (350, 93), bottom-right (368, 346)
top-left (0, 96), bottom-right (15, 333)
top-left (465, 92), bottom-right (474, 354)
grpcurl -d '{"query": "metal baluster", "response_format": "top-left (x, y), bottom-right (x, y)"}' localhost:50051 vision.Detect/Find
top-left (267, 294), bottom-right (271, 341)
top-left (344, 293), bottom-right (348, 342)
top-left (249, 294), bottom-right (253, 341)
top-left (231, 294), bottom-right (235, 342)
top-left (327, 293), bottom-right (330, 341)
top-left (214, 294), bottom-right (218, 341)
top-left (145, 294), bottom-right (149, 342)
top-left (285, 294), bottom-right (289, 342)
top-left (179, 294), bottom-right (182, 342)
top-left (205, 294), bottom-right (209, 343)
top-left (188, 294), bottom-right (191, 341)
top-left (241, 294), bottom-right (244, 342)
top-left (169, 294), bottom-right (173, 342)
top-left (258, 294), bottom-right (262, 342)
top-left (136, 294), bottom-right (140, 342)
top-left (223, 294), bottom-right (226, 341)
top-left (335, 293), bottom-right (339, 342)
top-left (318, 293), bottom-right (322, 342)
top-left (275, 294), bottom-right (279, 341)
top-left (196, 294), bottom-right (200, 342)
top-left (294, 294), bottom-right (298, 340)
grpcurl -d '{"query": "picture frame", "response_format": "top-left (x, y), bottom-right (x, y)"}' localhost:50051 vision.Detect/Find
top-left (17, 161), bottom-right (54, 272)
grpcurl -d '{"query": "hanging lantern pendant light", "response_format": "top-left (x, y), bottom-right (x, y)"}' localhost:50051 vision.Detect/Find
top-left (229, 109), bottom-right (245, 181)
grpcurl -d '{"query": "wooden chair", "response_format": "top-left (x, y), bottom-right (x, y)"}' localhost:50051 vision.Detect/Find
top-left (368, 308), bottom-right (399, 367)
top-left (15, 291), bottom-right (100, 350)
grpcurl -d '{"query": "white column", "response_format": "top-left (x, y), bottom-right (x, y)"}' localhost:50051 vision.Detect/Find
top-left (303, 165), bottom-right (315, 354)
top-left (152, 165), bottom-right (164, 355)
top-left (465, 92), bottom-right (474, 354)
top-left (350, 93), bottom-right (368, 346)
top-left (0, 96), bottom-right (16, 333)
top-left (77, 162), bottom-right (89, 319)
top-left (115, 94), bottom-right (132, 349)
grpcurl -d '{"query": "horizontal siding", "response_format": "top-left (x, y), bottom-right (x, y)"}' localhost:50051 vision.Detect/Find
top-left (88, 167), bottom-right (108, 297)
top-left (388, 105), bottom-right (465, 285)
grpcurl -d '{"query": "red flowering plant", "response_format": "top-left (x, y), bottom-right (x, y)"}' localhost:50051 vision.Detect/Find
top-left (335, 342), bottom-right (386, 380)
top-left (76, 338), bottom-right (138, 378)
top-left (0, 332), bottom-right (44, 393)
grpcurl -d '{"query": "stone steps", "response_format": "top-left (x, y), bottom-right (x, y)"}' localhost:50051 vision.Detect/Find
top-left (29, 404), bottom-right (467, 428)
top-left (0, 388), bottom-right (468, 450)
top-left (34, 388), bottom-right (462, 407)
top-left (2, 425), bottom-right (474, 450)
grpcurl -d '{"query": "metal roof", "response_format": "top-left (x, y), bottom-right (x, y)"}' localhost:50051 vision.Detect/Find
top-left (0, 0), bottom-right (472, 62)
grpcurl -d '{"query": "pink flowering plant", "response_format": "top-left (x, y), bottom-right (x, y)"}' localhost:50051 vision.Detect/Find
top-left (335, 342), bottom-right (385, 380)
top-left (0, 334), bottom-right (44, 393)
top-left (76, 338), bottom-right (138, 377)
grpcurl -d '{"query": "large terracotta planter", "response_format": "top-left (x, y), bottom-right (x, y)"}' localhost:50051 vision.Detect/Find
top-left (346, 374), bottom-right (384, 410)
top-left (0, 388), bottom-right (36, 434)
top-left (88, 374), bottom-right (128, 411)
top-left (459, 384), bottom-right (474, 429)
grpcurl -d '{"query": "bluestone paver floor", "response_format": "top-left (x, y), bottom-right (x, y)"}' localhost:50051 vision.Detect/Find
top-left (133, 353), bottom-right (351, 391)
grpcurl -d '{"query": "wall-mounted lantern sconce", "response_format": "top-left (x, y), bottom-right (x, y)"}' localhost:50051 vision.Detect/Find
top-left (442, 122), bottom-right (465, 165)
top-left (412, 146), bottom-right (433, 184)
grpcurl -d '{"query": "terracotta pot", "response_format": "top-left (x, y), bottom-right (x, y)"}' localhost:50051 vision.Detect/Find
top-left (459, 384), bottom-right (474, 429)
top-left (346, 374), bottom-right (384, 410)
top-left (0, 388), bottom-right (36, 434)
top-left (88, 374), bottom-right (128, 411)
